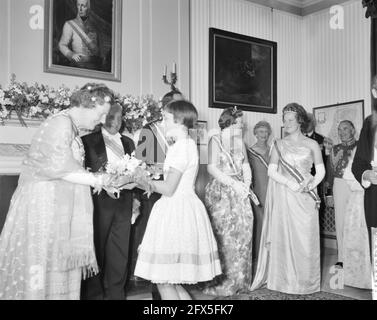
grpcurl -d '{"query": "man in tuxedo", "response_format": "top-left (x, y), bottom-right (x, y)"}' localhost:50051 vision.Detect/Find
top-left (81, 104), bottom-right (135, 300)
top-left (131, 89), bottom-right (184, 299)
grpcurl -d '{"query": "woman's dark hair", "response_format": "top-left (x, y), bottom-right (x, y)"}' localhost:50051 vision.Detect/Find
top-left (70, 83), bottom-right (114, 109)
top-left (164, 100), bottom-right (198, 129)
top-left (218, 107), bottom-right (243, 130)
top-left (282, 103), bottom-right (309, 133)
top-left (161, 89), bottom-right (183, 107)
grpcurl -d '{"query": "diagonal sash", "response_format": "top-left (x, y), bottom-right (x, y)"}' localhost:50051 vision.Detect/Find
top-left (103, 135), bottom-right (124, 160)
top-left (274, 140), bottom-right (321, 209)
top-left (211, 135), bottom-right (261, 207)
top-left (248, 147), bottom-right (269, 169)
top-left (68, 20), bottom-right (96, 54)
top-left (150, 122), bottom-right (169, 160)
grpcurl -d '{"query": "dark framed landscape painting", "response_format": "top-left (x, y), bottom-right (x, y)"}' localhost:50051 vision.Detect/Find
top-left (209, 28), bottom-right (277, 114)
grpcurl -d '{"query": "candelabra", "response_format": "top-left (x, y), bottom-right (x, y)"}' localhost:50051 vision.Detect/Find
top-left (162, 63), bottom-right (178, 91)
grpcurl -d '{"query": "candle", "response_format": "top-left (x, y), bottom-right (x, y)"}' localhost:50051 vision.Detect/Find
top-left (173, 62), bottom-right (176, 74)
top-left (164, 65), bottom-right (167, 77)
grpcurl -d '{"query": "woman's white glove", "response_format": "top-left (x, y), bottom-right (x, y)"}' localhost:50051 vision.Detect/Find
top-left (306, 164), bottom-right (325, 191)
top-left (268, 163), bottom-right (301, 192)
top-left (242, 163), bottom-right (252, 187)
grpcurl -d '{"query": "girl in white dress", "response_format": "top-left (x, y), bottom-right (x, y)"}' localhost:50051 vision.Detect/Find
top-left (134, 100), bottom-right (221, 300)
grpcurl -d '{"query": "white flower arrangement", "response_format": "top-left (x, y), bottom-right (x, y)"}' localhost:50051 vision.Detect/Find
top-left (1, 74), bottom-right (161, 132)
top-left (105, 152), bottom-right (143, 176)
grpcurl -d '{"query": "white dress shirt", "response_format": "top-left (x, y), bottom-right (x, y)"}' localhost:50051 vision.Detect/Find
top-left (102, 127), bottom-right (124, 163)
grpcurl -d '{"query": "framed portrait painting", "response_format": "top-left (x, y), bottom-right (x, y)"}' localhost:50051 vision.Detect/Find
top-left (209, 28), bottom-right (277, 114)
top-left (44, 0), bottom-right (122, 82)
top-left (313, 100), bottom-right (365, 145)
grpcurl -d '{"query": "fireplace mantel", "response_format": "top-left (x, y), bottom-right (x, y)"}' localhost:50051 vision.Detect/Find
top-left (0, 126), bottom-right (38, 174)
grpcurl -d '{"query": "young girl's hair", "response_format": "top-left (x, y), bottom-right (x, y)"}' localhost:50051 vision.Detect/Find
top-left (164, 100), bottom-right (198, 129)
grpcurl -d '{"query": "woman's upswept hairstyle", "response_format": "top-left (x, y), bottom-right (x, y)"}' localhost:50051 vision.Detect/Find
top-left (164, 100), bottom-right (198, 130)
top-left (218, 106), bottom-right (243, 130)
top-left (70, 83), bottom-right (114, 109)
top-left (282, 103), bottom-right (309, 133)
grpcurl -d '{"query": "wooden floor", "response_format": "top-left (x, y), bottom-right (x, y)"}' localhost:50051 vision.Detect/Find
top-left (125, 247), bottom-right (373, 300)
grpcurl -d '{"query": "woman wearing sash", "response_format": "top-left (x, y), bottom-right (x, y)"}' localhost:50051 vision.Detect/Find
top-left (250, 103), bottom-right (325, 295)
top-left (203, 107), bottom-right (254, 296)
top-left (247, 121), bottom-right (272, 271)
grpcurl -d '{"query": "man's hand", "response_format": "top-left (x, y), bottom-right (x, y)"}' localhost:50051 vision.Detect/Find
top-left (363, 170), bottom-right (377, 185)
top-left (72, 53), bottom-right (84, 62)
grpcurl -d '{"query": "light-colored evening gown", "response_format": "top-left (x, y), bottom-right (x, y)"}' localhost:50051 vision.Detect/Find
top-left (343, 154), bottom-right (372, 289)
top-left (250, 139), bottom-right (321, 294)
top-left (0, 113), bottom-right (96, 300)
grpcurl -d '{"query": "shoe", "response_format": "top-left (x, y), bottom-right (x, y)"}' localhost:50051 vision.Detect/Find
top-left (335, 262), bottom-right (343, 268)
top-left (151, 284), bottom-right (161, 300)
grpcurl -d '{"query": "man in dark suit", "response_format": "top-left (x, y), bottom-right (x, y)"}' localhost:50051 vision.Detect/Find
top-left (81, 103), bottom-right (135, 300)
top-left (130, 89), bottom-right (184, 300)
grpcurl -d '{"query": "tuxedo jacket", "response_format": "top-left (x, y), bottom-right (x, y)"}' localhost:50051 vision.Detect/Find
top-left (352, 115), bottom-right (377, 227)
top-left (81, 130), bottom-right (135, 215)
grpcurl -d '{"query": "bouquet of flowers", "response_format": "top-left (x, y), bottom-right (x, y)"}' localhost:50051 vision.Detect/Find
top-left (117, 94), bottom-right (162, 134)
top-left (103, 152), bottom-right (161, 198)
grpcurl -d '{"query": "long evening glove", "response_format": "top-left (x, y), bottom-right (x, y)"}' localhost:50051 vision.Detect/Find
top-left (268, 163), bottom-right (301, 192)
top-left (208, 164), bottom-right (249, 198)
top-left (307, 164), bottom-right (326, 190)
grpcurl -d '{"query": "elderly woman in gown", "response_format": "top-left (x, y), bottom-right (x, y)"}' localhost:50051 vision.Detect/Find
top-left (250, 103), bottom-right (325, 294)
top-left (0, 83), bottom-right (116, 300)
top-left (247, 121), bottom-right (272, 270)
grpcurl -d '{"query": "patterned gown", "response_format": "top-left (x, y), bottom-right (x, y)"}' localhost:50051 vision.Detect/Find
top-left (203, 136), bottom-right (254, 296)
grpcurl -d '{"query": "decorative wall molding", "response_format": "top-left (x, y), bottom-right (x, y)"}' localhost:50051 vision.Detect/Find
top-left (245, 0), bottom-right (354, 16)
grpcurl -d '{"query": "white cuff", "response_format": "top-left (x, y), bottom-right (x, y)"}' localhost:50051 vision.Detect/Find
top-left (362, 171), bottom-right (372, 189)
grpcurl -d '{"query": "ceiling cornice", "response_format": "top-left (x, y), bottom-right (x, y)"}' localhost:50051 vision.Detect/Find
top-left (244, 0), bottom-right (353, 16)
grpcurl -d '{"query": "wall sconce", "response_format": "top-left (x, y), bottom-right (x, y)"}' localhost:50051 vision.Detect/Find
top-left (162, 63), bottom-right (178, 91)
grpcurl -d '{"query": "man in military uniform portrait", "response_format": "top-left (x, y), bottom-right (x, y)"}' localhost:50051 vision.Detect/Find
top-left (54, 0), bottom-right (113, 72)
